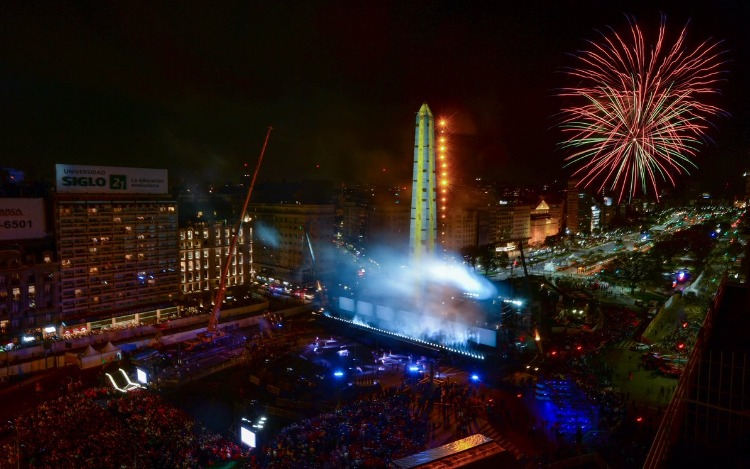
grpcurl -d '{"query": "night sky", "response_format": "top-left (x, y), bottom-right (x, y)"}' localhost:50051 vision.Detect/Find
top-left (2, 1), bottom-right (748, 192)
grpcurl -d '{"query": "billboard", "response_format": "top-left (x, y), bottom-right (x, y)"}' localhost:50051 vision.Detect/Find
top-left (0, 198), bottom-right (46, 241)
top-left (55, 164), bottom-right (168, 194)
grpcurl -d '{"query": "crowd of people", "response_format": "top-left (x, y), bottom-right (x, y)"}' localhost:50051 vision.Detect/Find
top-left (248, 385), bottom-right (431, 468)
top-left (0, 387), bottom-right (245, 468)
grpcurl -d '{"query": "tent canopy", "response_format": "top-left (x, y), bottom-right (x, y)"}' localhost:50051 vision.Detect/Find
top-left (100, 341), bottom-right (120, 353)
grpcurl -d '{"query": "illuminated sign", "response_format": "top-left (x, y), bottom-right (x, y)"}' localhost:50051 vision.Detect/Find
top-left (55, 164), bottom-right (168, 194)
top-left (0, 198), bottom-right (46, 241)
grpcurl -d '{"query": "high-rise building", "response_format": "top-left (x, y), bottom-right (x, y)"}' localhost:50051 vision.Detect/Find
top-left (529, 200), bottom-right (560, 245)
top-left (0, 242), bottom-right (58, 337)
top-left (645, 273), bottom-right (750, 467)
top-left (492, 202), bottom-right (514, 245)
top-left (178, 222), bottom-right (252, 306)
top-left (339, 186), bottom-right (369, 247)
top-left (510, 204), bottom-right (532, 241)
top-left (0, 197), bottom-right (58, 337)
top-left (54, 165), bottom-right (179, 325)
top-left (590, 203), bottom-right (601, 233)
top-left (409, 103), bottom-right (438, 262)
top-left (566, 178), bottom-right (592, 235)
top-left (368, 195), bottom-right (411, 257)
top-left (443, 207), bottom-right (477, 254)
top-left (248, 203), bottom-right (335, 284)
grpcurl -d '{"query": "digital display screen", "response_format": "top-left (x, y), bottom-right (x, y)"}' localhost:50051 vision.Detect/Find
top-left (136, 368), bottom-right (148, 385)
top-left (240, 427), bottom-right (256, 448)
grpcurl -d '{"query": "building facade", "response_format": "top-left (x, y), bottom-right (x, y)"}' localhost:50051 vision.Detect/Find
top-left (529, 200), bottom-right (560, 245)
top-left (442, 206), bottom-right (478, 254)
top-left (56, 196), bottom-right (180, 322)
top-left (340, 189), bottom-right (369, 247)
top-left (0, 245), bottom-right (58, 338)
top-left (248, 203), bottom-right (335, 284)
top-left (53, 164), bottom-right (179, 324)
top-left (566, 178), bottom-right (592, 235)
top-left (0, 196), bottom-right (58, 339)
top-left (178, 222), bottom-right (252, 306)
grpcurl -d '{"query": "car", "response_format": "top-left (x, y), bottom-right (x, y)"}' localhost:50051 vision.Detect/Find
top-left (659, 365), bottom-right (682, 378)
top-left (631, 343), bottom-right (650, 351)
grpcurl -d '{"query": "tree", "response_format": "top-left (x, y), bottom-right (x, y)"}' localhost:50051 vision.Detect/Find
top-left (725, 240), bottom-right (744, 263)
top-left (496, 251), bottom-right (510, 269)
top-left (611, 251), bottom-right (658, 294)
top-left (460, 245), bottom-right (480, 271)
top-left (677, 225), bottom-right (715, 270)
top-left (460, 244), bottom-right (499, 275)
top-left (650, 238), bottom-right (683, 266)
top-left (476, 244), bottom-right (499, 276)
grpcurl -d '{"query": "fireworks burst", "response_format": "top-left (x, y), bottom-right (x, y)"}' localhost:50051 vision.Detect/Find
top-left (559, 16), bottom-right (727, 201)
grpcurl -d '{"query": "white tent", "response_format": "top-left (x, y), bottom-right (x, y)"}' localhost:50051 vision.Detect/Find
top-left (100, 341), bottom-right (118, 353)
top-left (98, 342), bottom-right (121, 365)
top-left (65, 343), bottom-right (120, 369)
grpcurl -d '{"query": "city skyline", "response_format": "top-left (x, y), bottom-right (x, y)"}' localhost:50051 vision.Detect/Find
top-left (2, 2), bottom-right (748, 194)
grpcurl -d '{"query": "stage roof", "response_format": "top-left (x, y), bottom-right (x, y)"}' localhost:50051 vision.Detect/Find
top-left (391, 434), bottom-right (517, 468)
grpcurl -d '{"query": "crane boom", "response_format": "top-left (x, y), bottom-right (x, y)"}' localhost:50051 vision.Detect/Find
top-left (206, 127), bottom-right (273, 335)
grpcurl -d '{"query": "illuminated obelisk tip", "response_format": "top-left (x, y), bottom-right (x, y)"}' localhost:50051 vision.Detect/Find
top-left (409, 103), bottom-right (438, 263)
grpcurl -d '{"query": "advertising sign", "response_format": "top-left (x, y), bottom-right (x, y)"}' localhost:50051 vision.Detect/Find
top-left (0, 198), bottom-right (46, 241)
top-left (55, 164), bottom-right (168, 194)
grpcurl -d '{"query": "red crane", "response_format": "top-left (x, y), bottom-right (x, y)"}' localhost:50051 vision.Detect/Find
top-left (203, 127), bottom-right (272, 338)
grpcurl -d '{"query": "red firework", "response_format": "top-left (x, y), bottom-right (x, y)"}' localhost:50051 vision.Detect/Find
top-left (559, 16), bottom-right (727, 201)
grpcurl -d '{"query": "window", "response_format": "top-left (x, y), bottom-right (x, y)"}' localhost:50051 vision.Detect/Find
top-left (28, 286), bottom-right (35, 309)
